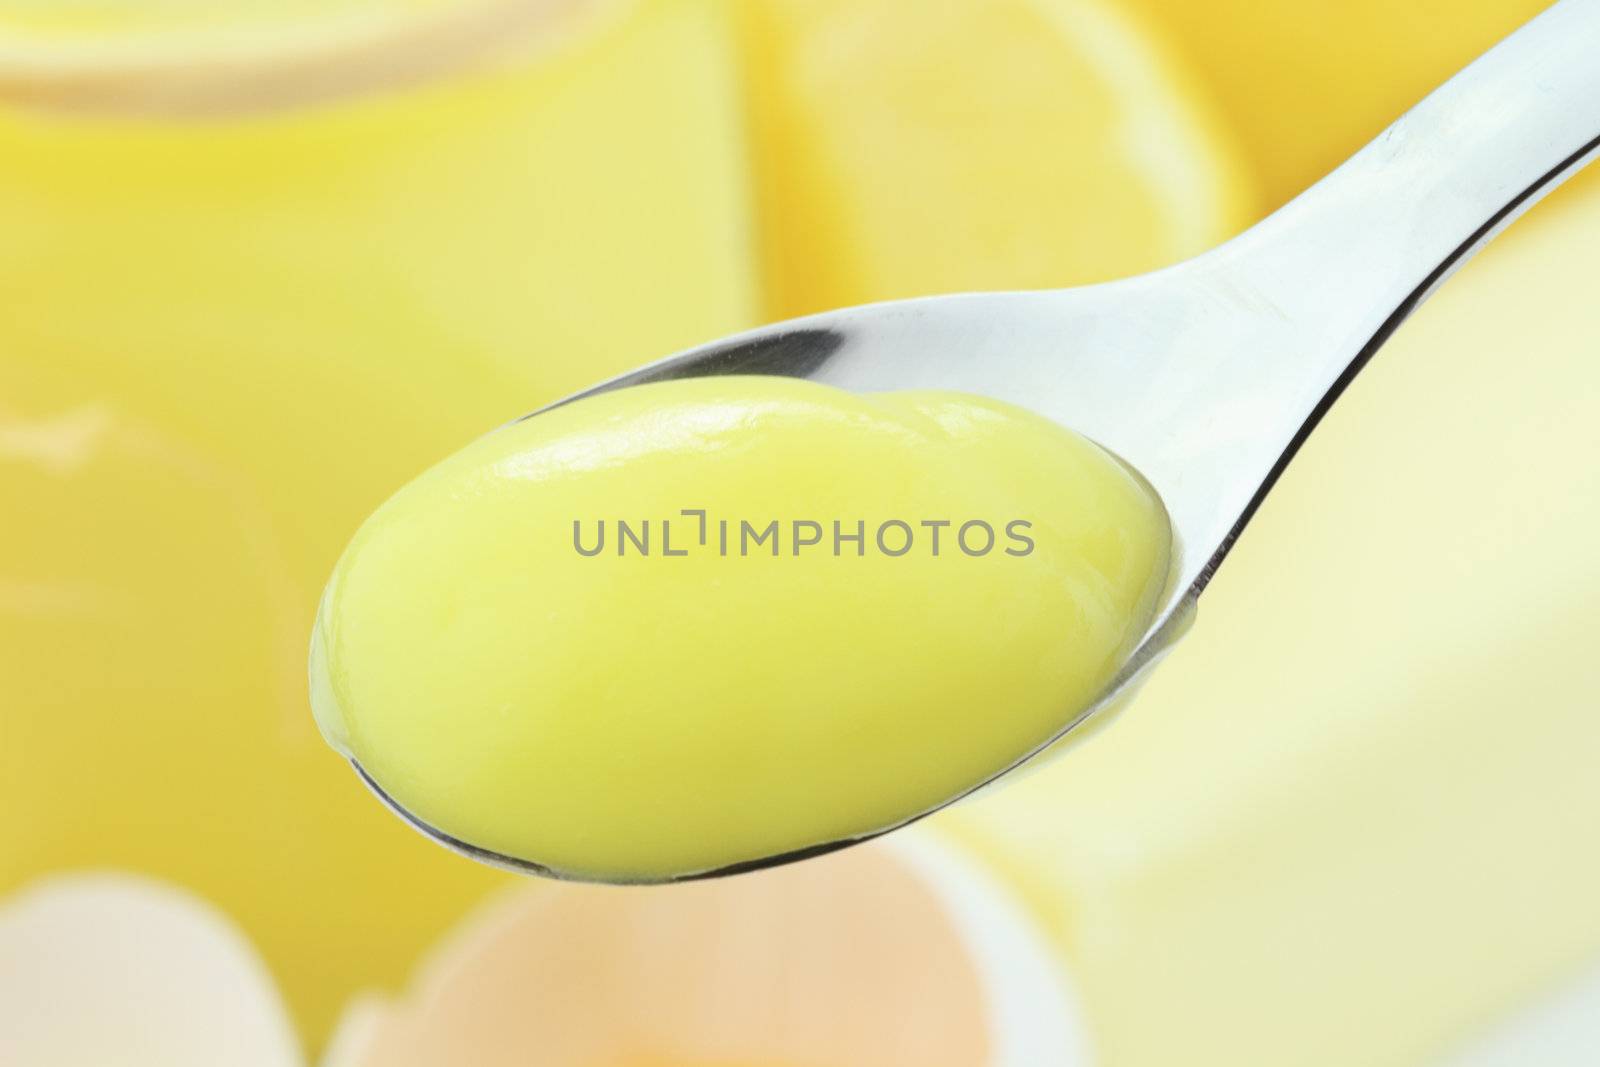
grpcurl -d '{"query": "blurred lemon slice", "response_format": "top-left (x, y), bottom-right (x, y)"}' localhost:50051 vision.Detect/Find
top-left (741, 0), bottom-right (1254, 317)
top-left (1123, 0), bottom-right (1551, 205)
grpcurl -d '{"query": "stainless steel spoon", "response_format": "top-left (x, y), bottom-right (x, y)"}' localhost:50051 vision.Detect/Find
top-left (357, 0), bottom-right (1600, 882)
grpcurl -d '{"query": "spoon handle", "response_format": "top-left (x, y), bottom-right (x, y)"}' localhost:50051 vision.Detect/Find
top-left (1189, 0), bottom-right (1600, 577)
top-left (1228, 0), bottom-right (1599, 334)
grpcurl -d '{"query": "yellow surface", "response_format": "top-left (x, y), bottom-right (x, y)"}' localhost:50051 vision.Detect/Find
top-left (739, 0), bottom-right (1251, 318)
top-left (311, 377), bottom-right (1171, 881)
top-left (0, 0), bottom-right (754, 1047)
top-left (931, 177), bottom-right (1600, 1065)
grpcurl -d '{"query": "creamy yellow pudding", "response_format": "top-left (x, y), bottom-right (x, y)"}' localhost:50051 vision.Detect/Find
top-left (310, 376), bottom-right (1171, 881)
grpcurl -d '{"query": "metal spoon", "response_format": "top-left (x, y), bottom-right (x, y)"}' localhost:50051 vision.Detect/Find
top-left (358, 0), bottom-right (1600, 882)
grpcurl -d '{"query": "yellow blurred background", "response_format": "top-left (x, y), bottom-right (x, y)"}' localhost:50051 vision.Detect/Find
top-left (2, 1), bottom-right (1594, 1064)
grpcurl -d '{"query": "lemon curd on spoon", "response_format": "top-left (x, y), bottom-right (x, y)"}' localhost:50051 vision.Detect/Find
top-left (310, 376), bottom-right (1171, 882)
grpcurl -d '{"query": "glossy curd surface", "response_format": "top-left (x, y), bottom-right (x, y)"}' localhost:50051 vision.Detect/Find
top-left (311, 376), bottom-right (1171, 881)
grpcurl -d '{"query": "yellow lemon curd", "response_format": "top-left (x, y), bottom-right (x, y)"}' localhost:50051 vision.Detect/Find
top-left (310, 376), bottom-right (1171, 880)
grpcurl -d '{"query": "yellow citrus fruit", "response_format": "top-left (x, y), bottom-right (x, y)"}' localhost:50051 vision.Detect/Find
top-left (740, 0), bottom-right (1254, 317)
top-left (1122, 0), bottom-right (1552, 207)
